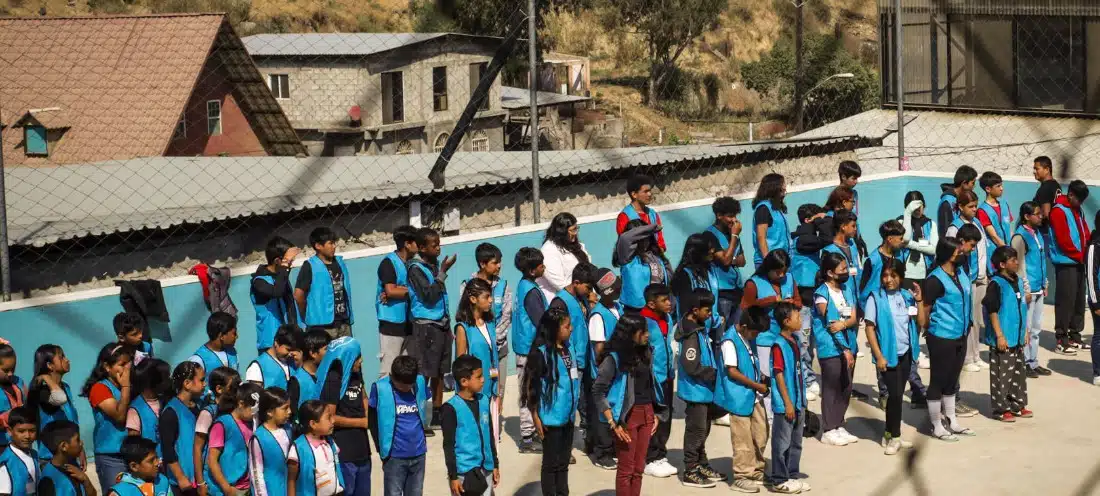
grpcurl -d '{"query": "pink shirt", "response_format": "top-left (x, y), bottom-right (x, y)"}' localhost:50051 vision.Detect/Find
top-left (209, 416), bottom-right (254, 489)
top-left (125, 398), bottom-right (161, 432)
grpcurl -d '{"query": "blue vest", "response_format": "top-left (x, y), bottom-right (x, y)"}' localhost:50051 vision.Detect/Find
top-left (130, 395), bottom-right (160, 447)
top-left (939, 192), bottom-right (959, 226)
top-left (822, 241), bottom-right (861, 300)
top-left (302, 255), bottom-right (355, 326)
top-left (897, 219), bottom-right (935, 271)
top-left (36, 382), bottom-right (78, 459)
top-left (752, 200), bottom-right (791, 267)
top-left (811, 284), bottom-right (858, 359)
top-left (251, 426), bottom-right (289, 496)
top-left (676, 322), bottom-right (716, 403)
top-left (40, 462), bottom-right (84, 496)
top-left (511, 279), bottom-right (546, 356)
top-left (622, 204), bottom-right (659, 226)
top-left (979, 202), bottom-right (1013, 273)
top-left (315, 337), bottom-right (362, 401)
top-left (203, 415), bottom-right (248, 496)
top-left (707, 225), bottom-right (743, 290)
top-left (461, 321), bottom-right (499, 397)
top-left (983, 275), bottom-right (1027, 348)
top-left (162, 399), bottom-right (198, 487)
top-left (645, 314), bottom-right (676, 394)
top-left (377, 252), bottom-right (410, 324)
top-left (193, 345), bottom-right (239, 373)
top-left (1015, 226), bottom-right (1047, 293)
top-left (109, 474), bottom-right (170, 496)
top-left (374, 376), bottom-right (429, 459)
top-left (599, 353), bottom-right (629, 423)
top-left (588, 303), bottom-right (621, 379)
top-left (536, 344), bottom-right (580, 427)
top-left (770, 336), bottom-right (805, 414)
top-left (927, 267), bottom-right (973, 339)
top-left (747, 274), bottom-right (795, 347)
top-left (254, 352), bottom-right (289, 389)
top-left (714, 329), bottom-right (760, 417)
top-left (949, 217), bottom-right (981, 277)
top-left (1050, 203), bottom-right (1084, 265)
top-left (446, 393), bottom-right (496, 474)
top-left (0, 376), bottom-right (24, 446)
top-left (490, 279), bottom-right (508, 327)
top-left (554, 290), bottom-right (590, 371)
top-left (409, 261), bottom-right (448, 321)
top-left (867, 289), bottom-right (920, 367)
top-left (0, 446), bottom-right (38, 495)
top-left (251, 274), bottom-right (288, 350)
top-left (291, 435), bottom-right (344, 496)
top-left (681, 270), bottom-right (722, 328)
top-left (860, 249), bottom-right (894, 302)
top-left (292, 368), bottom-right (320, 407)
top-left (789, 241), bottom-right (820, 288)
top-left (621, 255), bottom-right (668, 309)
top-left (92, 380), bottom-right (127, 454)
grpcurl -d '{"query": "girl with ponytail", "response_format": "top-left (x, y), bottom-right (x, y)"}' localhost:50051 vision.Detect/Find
top-left (161, 361), bottom-right (206, 492)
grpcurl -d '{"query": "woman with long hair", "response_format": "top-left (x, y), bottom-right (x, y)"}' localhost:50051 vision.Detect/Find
top-left (899, 191), bottom-right (938, 288)
top-left (81, 343), bottom-right (134, 488)
top-left (671, 233), bottom-right (721, 323)
top-left (751, 173), bottom-right (791, 267)
top-left (1012, 201), bottom-right (1051, 377)
top-left (812, 252), bottom-right (859, 447)
top-left (523, 308), bottom-right (580, 496)
top-left (617, 218), bottom-right (673, 313)
top-left (27, 344), bottom-right (81, 463)
top-left (455, 277), bottom-right (503, 436)
top-left (538, 212), bottom-right (592, 300)
top-left (824, 186), bottom-right (856, 214)
top-left (160, 361), bottom-right (206, 493)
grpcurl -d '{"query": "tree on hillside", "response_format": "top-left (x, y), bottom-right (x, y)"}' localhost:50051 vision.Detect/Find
top-left (603, 0), bottom-right (724, 106)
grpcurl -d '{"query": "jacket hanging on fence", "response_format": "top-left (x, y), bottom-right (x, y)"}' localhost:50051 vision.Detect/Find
top-left (115, 279), bottom-right (171, 345)
top-left (190, 263), bottom-right (238, 317)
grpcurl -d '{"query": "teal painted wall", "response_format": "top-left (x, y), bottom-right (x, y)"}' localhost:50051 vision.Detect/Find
top-left (2, 173), bottom-right (1090, 455)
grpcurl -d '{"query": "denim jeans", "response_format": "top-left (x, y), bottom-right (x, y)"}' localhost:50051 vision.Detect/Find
top-left (383, 455), bottom-right (425, 496)
top-left (796, 306), bottom-right (817, 388)
top-left (341, 460), bottom-right (372, 496)
top-left (769, 409), bottom-right (804, 485)
top-left (94, 453), bottom-right (127, 493)
top-left (1023, 294), bottom-right (1044, 368)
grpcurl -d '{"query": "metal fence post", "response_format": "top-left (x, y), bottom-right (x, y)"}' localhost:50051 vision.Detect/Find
top-left (0, 113), bottom-right (10, 302)
top-left (894, 0), bottom-right (907, 170)
top-left (529, 0), bottom-right (541, 223)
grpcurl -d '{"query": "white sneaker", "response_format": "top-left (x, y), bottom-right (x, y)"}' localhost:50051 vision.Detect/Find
top-left (978, 360), bottom-right (990, 369)
top-left (805, 389), bottom-right (819, 402)
top-left (918, 356), bottom-right (931, 369)
top-left (898, 438), bottom-right (914, 449)
top-left (714, 414), bottom-right (732, 426)
top-left (808, 382), bottom-right (821, 396)
top-left (797, 480), bottom-right (812, 492)
top-left (1093, 376), bottom-right (1100, 386)
top-left (774, 480), bottom-right (803, 494)
top-left (837, 427), bottom-right (859, 443)
top-left (820, 430), bottom-right (848, 446)
top-left (662, 459), bottom-right (679, 476)
top-left (884, 438), bottom-right (902, 455)
top-left (963, 363), bottom-right (981, 373)
top-left (645, 461), bottom-right (671, 478)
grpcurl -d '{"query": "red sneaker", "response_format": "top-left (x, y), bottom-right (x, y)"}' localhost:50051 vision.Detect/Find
top-left (1014, 408), bottom-right (1034, 418)
top-left (994, 412), bottom-right (1016, 423)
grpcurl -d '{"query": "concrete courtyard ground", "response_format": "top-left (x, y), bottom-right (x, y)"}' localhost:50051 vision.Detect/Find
top-left (87, 305), bottom-right (1100, 495)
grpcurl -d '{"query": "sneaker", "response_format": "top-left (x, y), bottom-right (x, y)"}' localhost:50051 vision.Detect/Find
top-left (771, 480), bottom-right (802, 494)
top-left (1026, 367), bottom-right (1039, 379)
top-left (805, 389), bottom-right (819, 402)
top-left (917, 355), bottom-right (931, 369)
top-left (682, 468), bottom-right (717, 488)
top-left (423, 427), bottom-right (435, 438)
top-left (837, 427), bottom-right (859, 444)
top-left (1014, 408), bottom-right (1034, 418)
top-left (751, 473), bottom-right (766, 485)
top-left (1056, 341), bottom-right (1078, 355)
top-left (593, 456), bottom-right (617, 470)
top-left (1034, 366), bottom-right (1053, 376)
top-left (732, 479), bottom-right (761, 493)
top-left (699, 464), bottom-right (728, 482)
top-left (877, 395), bottom-right (888, 410)
top-left (820, 429), bottom-right (848, 446)
top-left (898, 438), bottom-right (914, 449)
top-left (884, 438), bottom-right (902, 455)
top-left (978, 360), bottom-right (990, 369)
top-left (797, 480), bottom-right (811, 492)
top-left (658, 459), bottom-right (679, 476)
top-left (645, 461), bottom-right (674, 478)
top-left (519, 438), bottom-right (542, 454)
top-left (808, 382), bottom-right (821, 396)
top-left (956, 402), bottom-right (978, 417)
top-left (994, 412), bottom-right (1016, 423)
top-left (1094, 376), bottom-right (1100, 386)
top-left (714, 414), bottom-right (732, 426)
top-left (963, 363), bottom-right (981, 373)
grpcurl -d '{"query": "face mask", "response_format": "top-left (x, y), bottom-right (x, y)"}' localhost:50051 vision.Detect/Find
top-left (836, 273), bottom-right (850, 283)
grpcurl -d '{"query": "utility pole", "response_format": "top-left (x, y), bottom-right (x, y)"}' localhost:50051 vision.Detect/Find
top-left (529, 0), bottom-right (541, 223)
top-left (0, 111), bottom-right (9, 301)
top-left (894, 0), bottom-right (907, 170)
top-left (793, 0), bottom-right (805, 133)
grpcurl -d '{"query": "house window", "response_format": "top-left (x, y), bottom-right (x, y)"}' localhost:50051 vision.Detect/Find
top-left (269, 74), bottom-right (290, 99)
top-left (434, 132), bottom-right (450, 153)
top-left (24, 125), bottom-right (48, 156)
top-left (396, 140), bottom-right (413, 155)
top-left (174, 115), bottom-right (186, 139)
top-left (207, 100), bottom-right (222, 136)
top-left (469, 62), bottom-right (489, 111)
top-left (470, 130), bottom-right (489, 152)
top-left (382, 72), bottom-right (404, 124)
top-left (433, 66), bottom-right (448, 112)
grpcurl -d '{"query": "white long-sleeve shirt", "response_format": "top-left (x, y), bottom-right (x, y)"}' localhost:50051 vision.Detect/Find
top-left (536, 240), bottom-right (590, 301)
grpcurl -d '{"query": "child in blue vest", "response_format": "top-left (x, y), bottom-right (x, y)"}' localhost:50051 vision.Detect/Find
top-left (948, 211), bottom-right (988, 382)
top-left (188, 312), bottom-right (240, 378)
top-left (812, 251), bottom-right (859, 447)
top-left (740, 249), bottom-right (799, 424)
top-left (289, 330), bottom-right (332, 410)
top-left (585, 268), bottom-right (622, 468)
top-left (408, 227), bottom-right (457, 433)
top-left (443, 355), bottom-right (499, 496)
top-left (791, 204), bottom-right (831, 402)
top-left (113, 312), bottom-right (152, 365)
top-left (978, 172), bottom-right (1013, 271)
top-left (716, 308), bottom-right (771, 493)
top-left (639, 284), bottom-right (677, 479)
top-left (983, 246), bottom-right (1032, 422)
top-left (671, 234), bottom-right (722, 328)
top-left (126, 358), bottom-right (171, 445)
top-left (369, 356), bottom-right (429, 496)
top-left (0, 406), bottom-right (38, 496)
top-left (838, 160), bottom-right (868, 257)
top-left (768, 302), bottom-right (809, 494)
top-left (1052, 180), bottom-right (1091, 353)
top-left (549, 262), bottom-right (598, 444)
top-left (860, 220), bottom-right (906, 303)
top-left (192, 367), bottom-right (240, 494)
top-left (252, 236), bottom-right (300, 353)
top-left (289, 400), bottom-right (344, 496)
top-left (1013, 202), bottom-right (1052, 377)
top-left (294, 226), bottom-right (354, 339)
top-left (81, 344), bottom-right (134, 488)
top-left (456, 278), bottom-right (502, 439)
top-left (206, 381), bottom-right (261, 495)
top-left (675, 289), bottom-right (725, 488)
top-left (27, 344), bottom-right (81, 464)
top-left (0, 344), bottom-right (24, 453)
top-left (461, 242), bottom-right (513, 420)
top-left (936, 165), bottom-right (977, 238)
top-left (246, 325), bottom-right (300, 389)
top-left (704, 197), bottom-right (747, 327)
top-left (107, 436), bottom-right (170, 496)
top-left (377, 225), bottom-right (419, 379)
top-left (751, 173), bottom-right (792, 268)
top-left (616, 174), bottom-right (667, 253)
top-left (159, 362), bottom-right (205, 494)
top-left (824, 210), bottom-right (862, 308)
top-left (523, 308), bottom-right (580, 496)
top-left (615, 220), bottom-right (670, 313)
top-left (37, 420), bottom-right (95, 496)
top-left (317, 337), bottom-right (371, 495)
top-left (512, 247), bottom-right (548, 454)
top-left (249, 387), bottom-right (293, 495)
top-left (863, 258), bottom-right (920, 455)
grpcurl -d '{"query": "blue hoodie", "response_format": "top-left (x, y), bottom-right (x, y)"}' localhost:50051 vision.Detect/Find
top-left (315, 337), bottom-right (362, 400)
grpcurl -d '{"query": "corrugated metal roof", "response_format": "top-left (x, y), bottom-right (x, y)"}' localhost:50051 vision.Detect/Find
top-left (5, 138), bottom-right (858, 247)
top-left (500, 86), bottom-right (590, 109)
top-left (242, 33), bottom-right (501, 57)
top-left (879, 0), bottom-right (1100, 15)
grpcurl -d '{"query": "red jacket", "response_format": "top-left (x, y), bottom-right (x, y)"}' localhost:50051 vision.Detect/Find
top-left (1050, 195), bottom-right (1090, 264)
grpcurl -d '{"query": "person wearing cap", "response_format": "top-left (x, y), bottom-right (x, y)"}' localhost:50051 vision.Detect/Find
top-left (585, 268), bottom-right (623, 469)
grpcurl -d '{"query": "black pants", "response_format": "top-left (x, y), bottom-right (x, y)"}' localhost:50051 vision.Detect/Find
top-left (1054, 264), bottom-right (1086, 342)
top-left (683, 402), bottom-right (721, 472)
top-left (646, 380), bottom-right (674, 463)
top-left (578, 367), bottom-right (590, 431)
top-left (542, 423), bottom-right (574, 496)
top-left (583, 370), bottom-right (614, 459)
top-left (926, 334), bottom-right (966, 401)
top-left (881, 353), bottom-right (913, 438)
top-left (818, 356), bottom-right (853, 432)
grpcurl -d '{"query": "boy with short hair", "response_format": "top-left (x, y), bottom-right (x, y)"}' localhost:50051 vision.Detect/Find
top-left (1051, 179), bottom-right (1092, 352)
top-left (251, 235), bottom-right (300, 352)
top-left (823, 210), bottom-right (862, 306)
top-left (377, 225), bottom-right (419, 379)
top-left (188, 311), bottom-right (240, 374)
top-left (512, 247), bottom-right (548, 453)
top-left (295, 226), bottom-right (355, 339)
top-left (617, 174), bottom-right (666, 253)
top-left (982, 246), bottom-right (1032, 422)
top-left (716, 308), bottom-right (771, 493)
top-left (289, 329), bottom-right (333, 409)
top-left (1032, 155), bottom-right (1061, 223)
top-left (585, 268), bottom-right (622, 468)
top-left (113, 312), bottom-right (151, 364)
top-left (370, 356), bottom-right (430, 496)
top-left (108, 436), bottom-right (170, 496)
top-left (407, 227), bottom-right (457, 432)
top-left (442, 355), bottom-right (499, 496)
top-left (245, 324), bottom-right (300, 389)
top-left (0, 406), bottom-right (38, 496)
top-left (978, 172), bottom-right (1014, 269)
top-left (768, 302), bottom-right (808, 494)
top-left (38, 420), bottom-right (97, 496)
top-left (937, 165), bottom-right (978, 237)
top-left (838, 160), bottom-right (868, 257)
top-left (641, 284), bottom-right (678, 479)
top-left (461, 243), bottom-right (513, 405)
top-left (702, 197), bottom-right (747, 326)
top-left (676, 289), bottom-right (724, 488)
top-left (791, 203), bottom-right (830, 400)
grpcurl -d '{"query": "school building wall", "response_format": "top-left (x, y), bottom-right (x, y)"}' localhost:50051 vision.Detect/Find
top-left (0, 170), bottom-right (1090, 457)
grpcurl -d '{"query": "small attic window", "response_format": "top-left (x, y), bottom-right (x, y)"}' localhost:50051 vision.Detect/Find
top-left (24, 125), bottom-right (48, 156)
